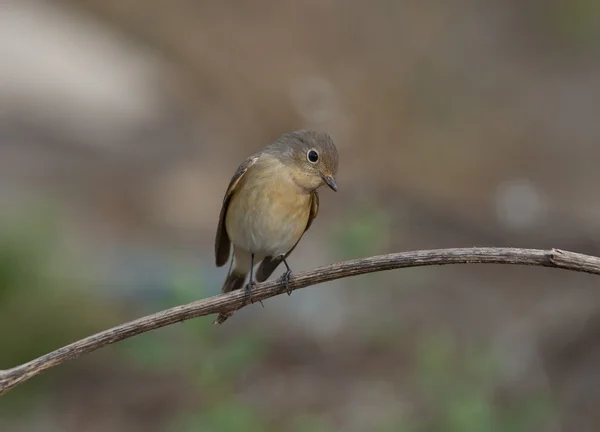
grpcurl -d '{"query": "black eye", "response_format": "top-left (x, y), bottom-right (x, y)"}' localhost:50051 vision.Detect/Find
top-left (307, 149), bottom-right (319, 163)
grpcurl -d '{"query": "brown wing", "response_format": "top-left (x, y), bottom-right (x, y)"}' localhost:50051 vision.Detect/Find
top-left (214, 156), bottom-right (259, 267)
top-left (255, 190), bottom-right (319, 282)
top-left (305, 189), bottom-right (319, 231)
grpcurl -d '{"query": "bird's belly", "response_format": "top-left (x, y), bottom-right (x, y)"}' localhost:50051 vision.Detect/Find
top-left (225, 186), bottom-right (310, 257)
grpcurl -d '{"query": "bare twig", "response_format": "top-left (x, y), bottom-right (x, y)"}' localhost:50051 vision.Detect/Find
top-left (2, 247), bottom-right (600, 396)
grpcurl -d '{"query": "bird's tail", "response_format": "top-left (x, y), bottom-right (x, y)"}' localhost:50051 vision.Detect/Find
top-left (214, 250), bottom-right (251, 324)
top-left (221, 270), bottom-right (247, 294)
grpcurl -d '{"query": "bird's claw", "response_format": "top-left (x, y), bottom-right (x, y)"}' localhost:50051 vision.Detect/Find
top-left (244, 281), bottom-right (256, 303)
top-left (244, 281), bottom-right (264, 307)
top-left (279, 270), bottom-right (293, 295)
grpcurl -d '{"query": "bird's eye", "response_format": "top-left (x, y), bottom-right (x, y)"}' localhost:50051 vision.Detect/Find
top-left (307, 149), bottom-right (319, 164)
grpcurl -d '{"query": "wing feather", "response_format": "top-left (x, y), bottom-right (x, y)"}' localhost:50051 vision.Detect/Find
top-left (214, 156), bottom-right (259, 267)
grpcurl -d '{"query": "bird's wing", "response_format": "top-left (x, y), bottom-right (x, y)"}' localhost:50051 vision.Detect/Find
top-left (305, 189), bottom-right (319, 231)
top-left (214, 155), bottom-right (259, 267)
top-left (255, 190), bottom-right (319, 282)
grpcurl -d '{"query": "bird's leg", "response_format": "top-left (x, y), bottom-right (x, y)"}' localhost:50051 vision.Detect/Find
top-left (245, 253), bottom-right (256, 302)
top-left (245, 254), bottom-right (264, 307)
top-left (279, 258), bottom-right (293, 295)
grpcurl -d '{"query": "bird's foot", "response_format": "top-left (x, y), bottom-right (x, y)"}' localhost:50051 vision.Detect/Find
top-left (245, 281), bottom-right (264, 307)
top-left (279, 270), bottom-right (293, 295)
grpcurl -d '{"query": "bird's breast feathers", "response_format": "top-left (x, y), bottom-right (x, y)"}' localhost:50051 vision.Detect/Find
top-left (225, 157), bottom-right (311, 256)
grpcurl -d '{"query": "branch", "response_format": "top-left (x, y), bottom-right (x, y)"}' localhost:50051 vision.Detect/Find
top-left (2, 247), bottom-right (600, 396)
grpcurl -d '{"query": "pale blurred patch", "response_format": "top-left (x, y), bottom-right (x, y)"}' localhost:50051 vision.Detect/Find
top-left (494, 178), bottom-right (548, 230)
top-left (0, 0), bottom-right (165, 146)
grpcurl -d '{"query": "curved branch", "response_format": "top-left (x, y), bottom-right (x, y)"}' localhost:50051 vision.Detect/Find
top-left (2, 247), bottom-right (600, 396)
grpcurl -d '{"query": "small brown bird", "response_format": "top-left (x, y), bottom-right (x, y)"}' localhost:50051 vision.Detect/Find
top-left (214, 130), bottom-right (339, 324)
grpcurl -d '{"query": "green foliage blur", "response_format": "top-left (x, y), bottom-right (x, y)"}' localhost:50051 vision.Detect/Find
top-left (547, 0), bottom-right (600, 47)
top-left (0, 207), bottom-right (122, 412)
top-left (331, 207), bottom-right (391, 260)
top-left (1, 206), bottom-right (554, 431)
top-left (329, 211), bottom-right (555, 431)
top-left (413, 333), bottom-right (553, 432)
top-left (119, 273), bottom-right (271, 431)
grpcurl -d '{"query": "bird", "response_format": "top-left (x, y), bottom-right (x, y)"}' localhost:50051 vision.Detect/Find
top-left (213, 129), bottom-right (339, 324)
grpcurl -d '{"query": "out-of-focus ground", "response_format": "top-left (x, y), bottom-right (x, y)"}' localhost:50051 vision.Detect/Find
top-left (1, 0), bottom-right (600, 430)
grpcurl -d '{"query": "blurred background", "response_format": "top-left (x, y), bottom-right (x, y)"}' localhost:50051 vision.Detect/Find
top-left (1, 0), bottom-right (600, 430)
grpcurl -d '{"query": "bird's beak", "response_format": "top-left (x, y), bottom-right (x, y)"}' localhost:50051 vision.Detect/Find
top-left (322, 175), bottom-right (338, 192)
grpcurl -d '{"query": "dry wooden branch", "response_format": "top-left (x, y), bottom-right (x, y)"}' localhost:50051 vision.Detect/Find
top-left (2, 247), bottom-right (600, 396)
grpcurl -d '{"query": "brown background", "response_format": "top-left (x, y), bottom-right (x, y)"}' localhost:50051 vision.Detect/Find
top-left (1, 1), bottom-right (600, 431)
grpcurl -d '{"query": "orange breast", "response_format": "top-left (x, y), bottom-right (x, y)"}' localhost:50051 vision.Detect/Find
top-left (225, 158), bottom-right (312, 256)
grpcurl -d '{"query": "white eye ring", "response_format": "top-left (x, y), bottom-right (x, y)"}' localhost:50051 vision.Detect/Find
top-left (307, 149), bottom-right (319, 164)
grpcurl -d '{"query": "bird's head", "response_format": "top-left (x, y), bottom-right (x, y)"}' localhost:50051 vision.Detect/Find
top-left (270, 129), bottom-right (339, 192)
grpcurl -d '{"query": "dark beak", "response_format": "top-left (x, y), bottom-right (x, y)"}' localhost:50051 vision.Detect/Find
top-left (322, 175), bottom-right (338, 192)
